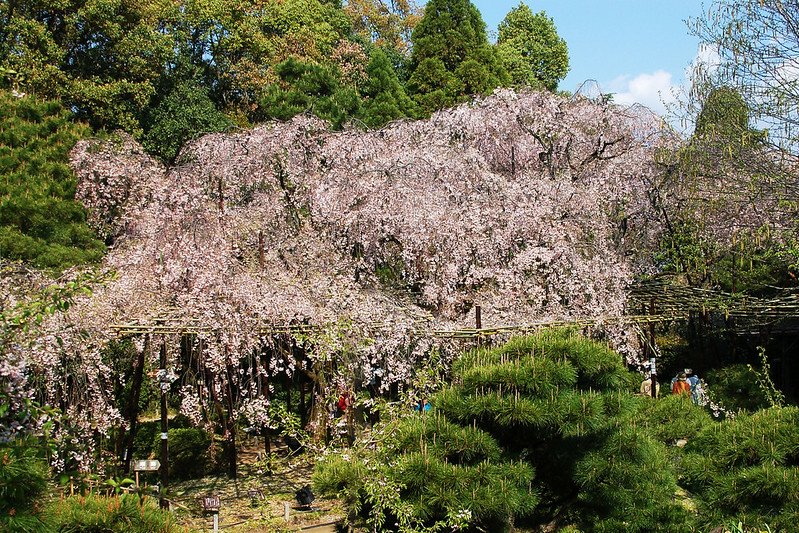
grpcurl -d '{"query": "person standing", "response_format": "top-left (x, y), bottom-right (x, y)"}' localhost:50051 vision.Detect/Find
top-left (639, 374), bottom-right (660, 397)
top-left (672, 372), bottom-right (691, 397)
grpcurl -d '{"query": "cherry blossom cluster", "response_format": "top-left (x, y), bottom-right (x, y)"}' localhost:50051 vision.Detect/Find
top-left (5, 88), bottom-right (680, 470)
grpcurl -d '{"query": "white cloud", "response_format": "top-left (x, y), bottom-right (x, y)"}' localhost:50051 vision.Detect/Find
top-left (606, 70), bottom-right (678, 115)
top-left (690, 43), bottom-right (721, 77)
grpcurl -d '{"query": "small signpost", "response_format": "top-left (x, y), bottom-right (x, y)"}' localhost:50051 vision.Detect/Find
top-left (132, 459), bottom-right (160, 488)
top-left (201, 495), bottom-right (221, 532)
top-left (134, 459), bottom-right (161, 471)
top-left (649, 357), bottom-right (657, 398)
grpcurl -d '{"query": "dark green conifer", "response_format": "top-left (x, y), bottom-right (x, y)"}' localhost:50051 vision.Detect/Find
top-left (259, 58), bottom-right (361, 129)
top-left (358, 48), bottom-right (418, 128)
top-left (0, 91), bottom-right (105, 269)
top-left (407, 0), bottom-right (508, 115)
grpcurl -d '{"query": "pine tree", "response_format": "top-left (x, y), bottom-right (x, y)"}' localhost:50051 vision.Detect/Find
top-left (358, 48), bottom-right (418, 128)
top-left (259, 58), bottom-right (361, 129)
top-left (0, 91), bottom-right (105, 270)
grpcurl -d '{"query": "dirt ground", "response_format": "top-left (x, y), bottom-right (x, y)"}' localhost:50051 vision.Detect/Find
top-left (166, 436), bottom-right (345, 532)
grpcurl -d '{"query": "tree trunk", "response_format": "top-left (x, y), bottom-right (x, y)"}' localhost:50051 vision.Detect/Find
top-left (121, 335), bottom-right (147, 473)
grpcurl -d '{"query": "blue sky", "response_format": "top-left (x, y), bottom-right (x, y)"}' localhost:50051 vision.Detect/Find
top-left (465, 1), bottom-right (709, 116)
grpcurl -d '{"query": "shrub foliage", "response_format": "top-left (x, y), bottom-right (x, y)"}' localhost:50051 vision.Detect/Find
top-left (315, 329), bottom-right (797, 532)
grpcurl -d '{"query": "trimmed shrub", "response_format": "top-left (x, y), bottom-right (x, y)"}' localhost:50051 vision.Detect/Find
top-left (46, 493), bottom-right (185, 532)
top-left (0, 438), bottom-right (52, 533)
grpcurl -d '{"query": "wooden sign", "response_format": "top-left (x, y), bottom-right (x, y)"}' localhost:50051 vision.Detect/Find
top-left (202, 495), bottom-right (221, 513)
top-left (133, 459), bottom-right (161, 471)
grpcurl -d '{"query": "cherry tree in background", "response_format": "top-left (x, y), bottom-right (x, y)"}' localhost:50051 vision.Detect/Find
top-left (5, 87), bottom-right (677, 473)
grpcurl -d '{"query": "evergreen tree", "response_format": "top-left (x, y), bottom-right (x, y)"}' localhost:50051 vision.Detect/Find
top-left (407, 0), bottom-right (508, 115)
top-left (693, 86), bottom-right (751, 141)
top-left (358, 48), bottom-right (418, 128)
top-left (496, 3), bottom-right (569, 91)
top-left (259, 58), bottom-right (361, 129)
top-left (0, 91), bottom-right (105, 269)
top-left (142, 79), bottom-right (231, 162)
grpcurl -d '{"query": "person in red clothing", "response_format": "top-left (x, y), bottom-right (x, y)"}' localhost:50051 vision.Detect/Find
top-left (336, 389), bottom-right (351, 416)
top-left (671, 372), bottom-right (691, 397)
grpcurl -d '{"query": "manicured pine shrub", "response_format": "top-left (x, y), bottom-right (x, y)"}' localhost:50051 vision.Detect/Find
top-left (0, 438), bottom-right (52, 533)
top-left (571, 426), bottom-right (693, 532)
top-left (630, 393), bottom-right (715, 444)
top-left (317, 330), bottom-right (686, 531)
top-left (684, 406), bottom-right (799, 530)
top-left (46, 493), bottom-right (185, 532)
top-left (386, 415), bottom-right (502, 465)
top-left (0, 91), bottom-right (105, 270)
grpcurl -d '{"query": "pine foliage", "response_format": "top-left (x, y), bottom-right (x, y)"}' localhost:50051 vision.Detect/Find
top-left (683, 407), bottom-right (799, 529)
top-left (259, 58), bottom-right (361, 130)
top-left (316, 330), bottom-right (696, 531)
top-left (0, 91), bottom-right (104, 269)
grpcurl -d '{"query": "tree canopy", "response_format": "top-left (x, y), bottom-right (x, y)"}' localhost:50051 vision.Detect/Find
top-left (496, 3), bottom-right (569, 91)
top-left (691, 0), bottom-right (799, 150)
top-left (693, 86), bottom-right (751, 141)
top-left (0, 91), bottom-right (105, 269)
top-left (407, 0), bottom-right (508, 114)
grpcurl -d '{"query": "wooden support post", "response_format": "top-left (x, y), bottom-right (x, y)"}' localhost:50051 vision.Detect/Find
top-left (218, 178), bottom-right (224, 212)
top-left (258, 230), bottom-right (265, 269)
top-left (650, 357), bottom-right (657, 399)
top-left (511, 145), bottom-right (516, 177)
top-left (159, 341), bottom-right (169, 509)
top-left (649, 298), bottom-right (656, 357)
top-left (475, 305), bottom-right (482, 347)
top-left (122, 334), bottom-right (147, 474)
top-left (264, 350), bottom-right (271, 456)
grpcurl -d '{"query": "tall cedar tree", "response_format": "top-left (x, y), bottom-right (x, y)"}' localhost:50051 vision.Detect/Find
top-left (496, 3), bottom-right (569, 91)
top-left (0, 92), bottom-right (105, 269)
top-left (408, 0), bottom-right (508, 115)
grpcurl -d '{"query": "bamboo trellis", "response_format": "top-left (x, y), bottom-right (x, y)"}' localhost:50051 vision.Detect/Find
top-left (109, 278), bottom-right (799, 340)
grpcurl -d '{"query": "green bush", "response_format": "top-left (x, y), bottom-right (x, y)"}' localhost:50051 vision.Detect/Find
top-left (316, 331), bottom-right (799, 532)
top-left (687, 407), bottom-right (799, 470)
top-left (0, 91), bottom-right (105, 270)
top-left (151, 427), bottom-right (211, 480)
top-left (46, 493), bottom-right (185, 532)
top-left (317, 331), bottom-right (681, 531)
top-left (142, 79), bottom-right (231, 162)
top-left (0, 438), bottom-right (52, 533)
top-left (631, 394), bottom-right (715, 444)
top-left (312, 453), bottom-right (368, 499)
top-left (386, 415), bottom-right (502, 465)
top-left (685, 407), bottom-right (799, 529)
top-left (572, 427), bottom-right (692, 532)
top-left (705, 364), bottom-right (770, 413)
top-left (455, 330), bottom-right (635, 392)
